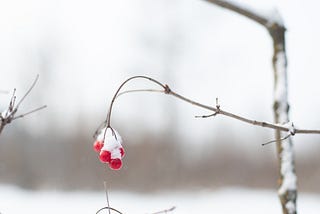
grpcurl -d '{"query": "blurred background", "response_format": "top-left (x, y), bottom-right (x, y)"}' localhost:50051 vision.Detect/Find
top-left (1, 0), bottom-right (320, 197)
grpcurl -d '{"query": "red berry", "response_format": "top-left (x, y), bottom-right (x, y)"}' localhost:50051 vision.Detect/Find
top-left (109, 158), bottom-right (122, 170)
top-left (119, 147), bottom-right (125, 157)
top-left (99, 150), bottom-right (111, 163)
top-left (93, 141), bottom-right (104, 152)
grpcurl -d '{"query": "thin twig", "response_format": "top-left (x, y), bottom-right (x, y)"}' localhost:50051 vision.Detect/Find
top-left (262, 133), bottom-right (291, 146)
top-left (168, 90), bottom-right (320, 134)
top-left (104, 75), bottom-right (320, 136)
top-left (104, 181), bottom-right (111, 214)
top-left (204, 0), bottom-right (281, 28)
top-left (15, 74), bottom-right (39, 108)
top-left (95, 207), bottom-right (123, 214)
top-left (8, 88), bottom-right (16, 113)
top-left (0, 75), bottom-right (45, 135)
top-left (12, 105), bottom-right (47, 120)
top-left (149, 206), bottom-right (176, 214)
top-left (105, 76), bottom-right (166, 128)
top-left (195, 113), bottom-right (217, 118)
top-left (117, 89), bottom-right (164, 98)
top-left (93, 120), bottom-right (107, 138)
top-left (195, 97), bottom-right (220, 118)
top-left (95, 182), bottom-right (123, 214)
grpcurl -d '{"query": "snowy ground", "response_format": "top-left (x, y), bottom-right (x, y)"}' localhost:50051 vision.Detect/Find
top-left (1, 186), bottom-right (320, 214)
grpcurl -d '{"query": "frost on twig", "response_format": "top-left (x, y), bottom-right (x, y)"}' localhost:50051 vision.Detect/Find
top-left (262, 122), bottom-right (295, 146)
top-left (0, 75), bottom-right (47, 135)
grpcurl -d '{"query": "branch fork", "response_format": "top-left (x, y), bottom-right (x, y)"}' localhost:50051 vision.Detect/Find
top-left (0, 75), bottom-right (47, 135)
top-left (195, 97), bottom-right (221, 118)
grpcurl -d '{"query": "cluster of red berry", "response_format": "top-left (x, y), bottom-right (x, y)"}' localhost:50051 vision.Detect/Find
top-left (93, 128), bottom-right (125, 170)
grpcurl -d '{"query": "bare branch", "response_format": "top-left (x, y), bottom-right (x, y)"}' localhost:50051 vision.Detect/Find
top-left (95, 207), bottom-right (123, 214)
top-left (105, 75), bottom-right (320, 138)
top-left (0, 75), bottom-right (45, 135)
top-left (95, 181), bottom-right (125, 214)
top-left (8, 88), bottom-right (16, 113)
top-left (204, 0), bottom-right (281, 28)
top-left (168, 88), bottom-right (288, 132)
top-left (15, 74), bottom-right (39, 108)
top-left (104, 181), bottom-right (111, 214)
top-left (195, 98), bottom-right (220, 118)
top-left (12, 105), bottom-right (47, 120)
top-left (262, 133), bottom-right (291, 146)
top-left (195, 113), bottom-right (217, 118)
top-left (117, 89), bottom-right (164, 98)
top-left (105, 76), bottom-right (167, 128)
top-left (149, 206), bottom-right (176, 214)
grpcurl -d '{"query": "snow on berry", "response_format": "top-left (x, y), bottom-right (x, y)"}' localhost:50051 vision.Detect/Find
top-left (110, 147), bottom-right (121, 159)
top-left (94, 127), bottom-right (125, 170)
top-left (93, 141), bottom-right (104, 152)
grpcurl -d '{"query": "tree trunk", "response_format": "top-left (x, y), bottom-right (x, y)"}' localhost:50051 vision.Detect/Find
top-left (204, 1), bottom-right (298, 213)
top-left (270, 24), bottom-right (297, 214)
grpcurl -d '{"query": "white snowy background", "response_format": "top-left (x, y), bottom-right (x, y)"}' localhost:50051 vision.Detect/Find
top-left (1, 0), bottom-right (320, 213)
top-left (1, 185), bottom-right (320, 213)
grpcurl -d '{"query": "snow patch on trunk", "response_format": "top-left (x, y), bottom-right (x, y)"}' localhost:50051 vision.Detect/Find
top-left (274, 50), bottom-right (288, 122)
top-left (278, 138), bottom-right (297, 195)
top-left (274, 50), bottom-right (297, 213)
top-left (286, 201), bottom-right (296, 213)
